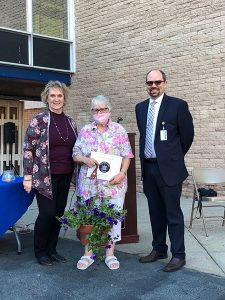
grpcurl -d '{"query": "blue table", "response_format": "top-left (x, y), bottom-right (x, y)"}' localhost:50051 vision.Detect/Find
top-left (0, 176), bottom-right (34, 252)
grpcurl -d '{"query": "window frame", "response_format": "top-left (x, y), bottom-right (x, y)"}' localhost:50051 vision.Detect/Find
top-left (0, 0), bottom-right (75, 73)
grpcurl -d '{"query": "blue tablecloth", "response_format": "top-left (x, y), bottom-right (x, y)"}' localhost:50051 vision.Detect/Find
top-left (0, 176), bottom-right (35, 237)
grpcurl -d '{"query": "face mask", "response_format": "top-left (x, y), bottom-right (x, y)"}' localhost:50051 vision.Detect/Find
top-left (93, 112), bottom-right (110, 124)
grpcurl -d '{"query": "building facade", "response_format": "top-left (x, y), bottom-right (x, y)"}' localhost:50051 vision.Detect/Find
top-left (0, 0), bottom-right (75, 174)
top-left (68, 0), bottom-right (225, 195)
top-left (1, 1), bottom-right (225, 195)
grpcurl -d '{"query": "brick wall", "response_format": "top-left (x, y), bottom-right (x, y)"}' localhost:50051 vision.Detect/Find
top-left (64, 0), bottom-right (225, 196)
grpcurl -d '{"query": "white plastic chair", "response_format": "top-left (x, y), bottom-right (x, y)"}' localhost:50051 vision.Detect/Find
top-left (189, 167), bottom-right (225, 236)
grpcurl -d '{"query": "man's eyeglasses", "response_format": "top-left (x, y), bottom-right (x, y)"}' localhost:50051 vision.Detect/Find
top-left (146, 80), bottom-right (164, 86)
top-left (92, 107), bottom-right (109, 114)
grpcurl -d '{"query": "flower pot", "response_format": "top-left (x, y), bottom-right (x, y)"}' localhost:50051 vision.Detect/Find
top-left (77, 224), bottom-right (108, 247)
top-left (77, 225), bottom-right (94, 246)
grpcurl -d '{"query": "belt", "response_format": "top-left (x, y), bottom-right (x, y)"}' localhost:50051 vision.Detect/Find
top-left (144, 157), bottom-right (157, 162)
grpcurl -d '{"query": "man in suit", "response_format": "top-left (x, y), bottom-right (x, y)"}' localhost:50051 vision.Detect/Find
top-left (135, 69), bottom-right (194, 272)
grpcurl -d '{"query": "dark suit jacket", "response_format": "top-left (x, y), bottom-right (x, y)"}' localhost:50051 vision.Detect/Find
top-left (135, 93), bottom-right (194, 186)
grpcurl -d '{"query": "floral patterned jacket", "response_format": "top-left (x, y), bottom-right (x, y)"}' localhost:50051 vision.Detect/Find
top-left (23, 109), bottom-right (77, 199)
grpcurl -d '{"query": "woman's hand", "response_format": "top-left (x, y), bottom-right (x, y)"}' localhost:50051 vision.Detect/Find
top-left (84, 157), bottom-right (98, 168)
top-left (23, 179), bottom-right (32, 193)
top-left (110, 158), bottom-right (130, 185)
top-left (109, 171), bottom-right (126, 185)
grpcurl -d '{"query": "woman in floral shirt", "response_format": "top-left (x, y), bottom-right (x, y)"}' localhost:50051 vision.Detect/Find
top-left (23, 81), bottom-right (77, 266)
top-left (73, 95), bottom-right (133, 270)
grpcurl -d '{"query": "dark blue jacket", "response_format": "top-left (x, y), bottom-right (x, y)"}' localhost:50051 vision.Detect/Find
top-left (135, 94), bottom-right (194, 186)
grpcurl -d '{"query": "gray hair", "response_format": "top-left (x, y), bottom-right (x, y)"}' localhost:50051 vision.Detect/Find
top-left (90, 95), bottom-right (112, 112)
top-left (41, 80), bottom-right (69, 105)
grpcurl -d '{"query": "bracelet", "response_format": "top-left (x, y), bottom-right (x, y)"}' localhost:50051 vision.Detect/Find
top-left (24, 179), bottom-right (32, 181)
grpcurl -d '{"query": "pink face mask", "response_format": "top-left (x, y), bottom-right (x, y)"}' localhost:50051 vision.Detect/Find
top-left (93, 112), bottom-right (110, 124)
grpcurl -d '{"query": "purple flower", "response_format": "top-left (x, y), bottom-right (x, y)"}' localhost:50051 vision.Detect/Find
top-left (107, 217), bottom-right (115, 224)
top-left (85, 210), bottom-right (91, 214)
top-left (85, 197), bottom-right (93, 206)
top-left (109, 204), bottom-right (115, 209)
top-left (73, 201), bottom-right (79, 207)
top-left (99, 212), bottom-right (106, 218)
top-left (61, 216), bottom-right (69, 225)
top-left (73, 211), bottom-right (78, 217)
top-left (113, 220), bottom-right (118, 225)
top-left (91, 254), bottom-right (97, 260)
top-left (93, 208), bottom-right (100, 216)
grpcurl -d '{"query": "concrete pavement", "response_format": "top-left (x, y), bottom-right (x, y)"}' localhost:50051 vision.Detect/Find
top-left (1, 231), bottom-right (225, 300)
top-left (117, 193), bottom-right (225, 277)
top-left (1, 192), bottom-right (225, 299)
top-left (15, 191), bottom-right (225, 277)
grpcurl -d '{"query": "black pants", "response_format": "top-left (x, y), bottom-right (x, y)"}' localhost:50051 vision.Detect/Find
top-left (34, 173), bottom-right (72, 259)
top-left (143, 160), bottom-right (185, 259)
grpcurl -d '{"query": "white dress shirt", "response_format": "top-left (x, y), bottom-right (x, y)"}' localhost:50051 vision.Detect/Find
top-left (146, 93), bottom-right (164, 158)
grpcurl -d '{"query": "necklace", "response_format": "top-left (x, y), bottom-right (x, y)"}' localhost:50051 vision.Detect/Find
top-left (51, 112), bottom-right (69, 142)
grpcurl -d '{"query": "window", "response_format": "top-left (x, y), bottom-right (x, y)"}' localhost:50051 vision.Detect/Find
top-left (33, 37), bottom-right (70, 70)
top-left (0, 0), bottom-right (75, 72)
top-left (0, 30), bottom-right (28, 65)
top-left (33, 0), bottom-right (68, 39)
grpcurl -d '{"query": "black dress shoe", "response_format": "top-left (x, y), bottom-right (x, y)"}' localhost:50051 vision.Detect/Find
top-left (38, 256), bottom-right (53, 266)
top-left (163, 257), bottom-right (186, 272)
top-left (50, 253), bottom-right (67, 263)
top-left (139, 250), bottom-right (168, 263)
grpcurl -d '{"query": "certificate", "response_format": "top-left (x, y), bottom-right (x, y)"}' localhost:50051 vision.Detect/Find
top-left (87, 152), bottom-right (122, 181)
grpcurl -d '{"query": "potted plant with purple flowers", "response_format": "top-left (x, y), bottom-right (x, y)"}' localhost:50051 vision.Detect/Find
top-left (59, 197), bottom-right (127, 261)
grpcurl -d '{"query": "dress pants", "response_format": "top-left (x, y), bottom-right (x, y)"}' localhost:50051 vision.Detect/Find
top-left (143, 159), bottom-right (185, 259)
top-left (34, 173), bottom-right (72, 259)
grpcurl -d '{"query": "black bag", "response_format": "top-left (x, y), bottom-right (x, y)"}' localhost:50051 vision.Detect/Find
top-left (197, 188), bottom-right (217, 198)
top-left (196, 188), bottom-right (217, 218)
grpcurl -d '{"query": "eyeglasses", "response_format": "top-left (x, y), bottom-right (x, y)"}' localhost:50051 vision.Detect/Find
top-left (146, 80), bottom-right (164, 86)
top-left (92, 107), bottom-right (109, 114)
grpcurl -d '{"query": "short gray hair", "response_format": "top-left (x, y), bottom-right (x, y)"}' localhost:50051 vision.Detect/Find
top-left (41, 81), bottom-right (69, 105)
top-left (90, 95), bottom-right (112, 112)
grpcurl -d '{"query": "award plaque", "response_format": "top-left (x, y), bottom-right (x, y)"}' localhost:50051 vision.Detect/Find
top-left (87, 152), bottom-right (122, 181)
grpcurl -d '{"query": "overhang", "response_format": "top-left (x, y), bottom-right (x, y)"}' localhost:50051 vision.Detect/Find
top-left (0, 65), bottom-right (71, 101)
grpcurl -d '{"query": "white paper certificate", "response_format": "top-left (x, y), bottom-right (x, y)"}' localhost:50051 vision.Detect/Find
top-left (87, 152), bottom-right (122, 181)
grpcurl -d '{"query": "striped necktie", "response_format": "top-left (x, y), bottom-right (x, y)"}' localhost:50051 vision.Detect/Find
top-left (144, 100), bottom-right (156, 158)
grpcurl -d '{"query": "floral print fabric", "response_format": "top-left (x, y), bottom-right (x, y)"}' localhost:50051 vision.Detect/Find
top-left (73, 119), bottom-right (134, 199)
top-left (23, 109), bottom-right (77, 199)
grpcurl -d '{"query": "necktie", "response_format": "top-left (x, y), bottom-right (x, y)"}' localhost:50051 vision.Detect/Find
top-left (144, 100), bottom-right (156, 158)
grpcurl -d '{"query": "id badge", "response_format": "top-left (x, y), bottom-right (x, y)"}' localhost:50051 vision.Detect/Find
top-left (160, 129), bottom-right (167, 141)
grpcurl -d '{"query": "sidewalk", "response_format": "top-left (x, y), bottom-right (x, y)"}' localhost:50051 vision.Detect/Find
top-left (2, 192), bottom-right (225, 299)
top-left (117, 193), bottom-right (225, 277)
top-left (16, 191), bottom-right (225, 277)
